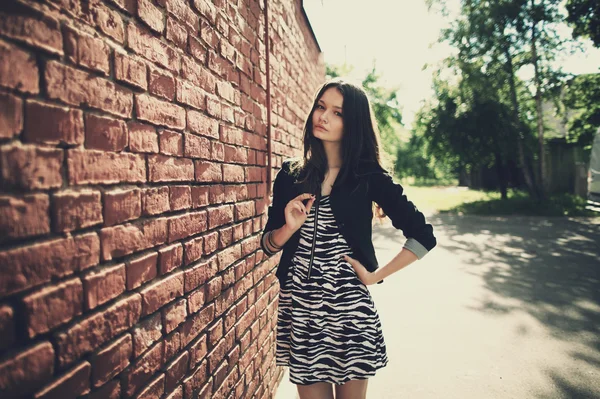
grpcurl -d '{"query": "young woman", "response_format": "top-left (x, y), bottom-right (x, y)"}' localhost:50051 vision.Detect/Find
top-left (261, 78), bottom-right (436, 399)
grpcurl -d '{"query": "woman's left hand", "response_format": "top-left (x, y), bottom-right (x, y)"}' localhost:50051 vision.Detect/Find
top-left (342, 254), bottom-right (378, 286)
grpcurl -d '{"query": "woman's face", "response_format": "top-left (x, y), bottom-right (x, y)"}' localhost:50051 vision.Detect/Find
top-left (312, 87), bottom-right (344, 143)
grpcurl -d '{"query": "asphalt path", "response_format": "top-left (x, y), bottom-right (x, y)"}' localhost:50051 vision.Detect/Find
top-left (275, 214), bottom-right (600, 398)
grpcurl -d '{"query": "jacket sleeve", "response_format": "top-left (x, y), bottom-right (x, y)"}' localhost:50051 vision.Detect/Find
top-left (260, 162), bottom-right (289, 256)
top-left (369, 172), bottom-right (436, 258)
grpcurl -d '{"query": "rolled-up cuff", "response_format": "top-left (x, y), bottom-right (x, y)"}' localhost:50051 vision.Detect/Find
top-left (403, 238), bottom-right (429, 259)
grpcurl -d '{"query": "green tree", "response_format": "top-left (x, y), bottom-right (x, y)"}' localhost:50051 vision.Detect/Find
top-left (566, 0), bottom-right (600, 46)
top-left (427, 0), bottom-right (573, 200)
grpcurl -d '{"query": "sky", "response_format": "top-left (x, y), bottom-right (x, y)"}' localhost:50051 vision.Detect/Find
top-left (303, 0), bottom-right (600, 129)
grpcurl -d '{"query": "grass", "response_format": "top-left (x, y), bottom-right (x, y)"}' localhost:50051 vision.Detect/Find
top-left (402, 186), bottom-right (599, 217)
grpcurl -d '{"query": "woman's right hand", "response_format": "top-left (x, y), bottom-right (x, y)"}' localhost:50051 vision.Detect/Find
top-left (284, 193), bottom-right (316, 232)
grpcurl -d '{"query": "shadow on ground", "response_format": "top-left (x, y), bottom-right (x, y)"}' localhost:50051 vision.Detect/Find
top-left (373, 214), bottom-right (600, 398)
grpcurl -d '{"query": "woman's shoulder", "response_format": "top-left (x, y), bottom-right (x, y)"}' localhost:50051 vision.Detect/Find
top-left (356, 159), bottom-right (389, 176)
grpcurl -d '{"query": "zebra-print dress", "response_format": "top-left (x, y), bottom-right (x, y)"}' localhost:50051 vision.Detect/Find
top-left (275, 194), bottom-right (389, 385)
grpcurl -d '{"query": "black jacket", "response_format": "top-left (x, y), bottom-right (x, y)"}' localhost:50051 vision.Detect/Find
top-left (260, 159), bottom-right (436, 289)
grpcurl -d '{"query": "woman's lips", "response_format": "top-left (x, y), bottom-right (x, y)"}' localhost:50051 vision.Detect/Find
top-left (315, 126), bottom-right (327, 131)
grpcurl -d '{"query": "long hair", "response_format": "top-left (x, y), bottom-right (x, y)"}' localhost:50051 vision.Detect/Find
top-left (289, 78), bottom-right (391, 221)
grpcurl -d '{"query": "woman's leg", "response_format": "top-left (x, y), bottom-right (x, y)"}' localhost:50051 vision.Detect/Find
top-left (335, 378), bottom-right (369, 399)
top-left (297, 382), bottom-right (335, 399)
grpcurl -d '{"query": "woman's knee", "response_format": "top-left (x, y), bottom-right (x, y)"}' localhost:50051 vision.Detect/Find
top-left (297, 381), bottom-right (335, 399)
top-left (335, 378), bottom-right (369, 399)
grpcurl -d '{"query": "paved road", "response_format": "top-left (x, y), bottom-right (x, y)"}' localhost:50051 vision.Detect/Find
top-left (275, 214), bottom-right (600, 398)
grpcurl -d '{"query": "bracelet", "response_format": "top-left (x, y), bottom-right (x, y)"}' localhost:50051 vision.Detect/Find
top-left (267, 230), bottom-right (283, 249)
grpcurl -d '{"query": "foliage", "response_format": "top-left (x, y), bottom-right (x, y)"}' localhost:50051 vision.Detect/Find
top-left (441, 189), bottom-right (598, 216)
top-left (562, 73), bottom-right (600, 149)
top-left (566, 0), bottom-right (600, 47)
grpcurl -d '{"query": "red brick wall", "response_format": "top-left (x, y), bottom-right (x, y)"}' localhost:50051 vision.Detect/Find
top-left (0, 0), bottom-right (323, 397)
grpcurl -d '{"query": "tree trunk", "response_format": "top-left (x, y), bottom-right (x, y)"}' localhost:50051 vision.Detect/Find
top-left (495, 151), bottom-right (508, 200)
top-left (502, 35), bottom-right (539, 200)
top-left (530, 0), bottom-right (546, 201)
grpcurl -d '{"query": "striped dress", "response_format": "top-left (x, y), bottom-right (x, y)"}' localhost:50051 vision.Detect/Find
top-left (275, 194), bottom-right (389, 385)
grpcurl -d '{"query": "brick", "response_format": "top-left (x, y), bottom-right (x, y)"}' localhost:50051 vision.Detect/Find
top-left (138, 0), bottom-right (165, 33)
top-left (207, 205), bottom-right (234, 230)
top-left (127, 23), bottom-right (179, 71)
top-left (136, 93), bottom-right (186, 129)
top-left (0, 38), bottom-right (38, 94)
top-left (23, 277), bottom-right (83, 338)
top-left (182, 360), bottom-right (208, 398)
top-left (206, 277), bottom-right (222, 303)
top-left (68, 149), bottom-right (145, 185)
top-left (86, 1), bottom-right (125, 42)
top-left (45, 61), bottom-right (133, 117)
top-left (189, 36), bottom-right (207, 63)
top-left (169, 185), bottom-right (191, 211)
top-left (164, 0), bottom-right (198, 31)
top-left (0, 11), bottom-right (62, 55)
top-left (176, 78), bottom-right (206, 110)
top-left (163, 298), bottom-right (187, 333)
top-left (200, 20), bottom-right (218, 49)
top-left (91, 334), bottom-right (131, 386)
top-left (213, 366), bottom-right (238, 399)
top-left (192, 0), bottom-right (216, 24)
top-left (184, 236), bottom-right (204, 265)
top-left (1, 143), bottom-right (63, 190)
top-left (165, 351), bottom-right (189, 392)
top-left (194, 160), bottom-right (222, 182)
top-left (56, 294), bottom-right (141, 367)
top-left (123, 341), bottom-right (164, 397)
top-left (148, 154), bottom-right (195, 182)
top-left (181, 303), bottom-right (214, 347)
top-left (184, 259), bottom-right (218, 292)
top-left (184, 132), bottom-right (210, 158)
top-left (181, 57), bottom-right (215, 94)
top-left (0, 342), bottom-right (54, 397)
top-left (64, 26), bottom-right (110, 74)
top-left (0, 92), bottom-right (22, 138)
top-left (107, 0), bottom-right (136, 14)
top-left (23, 99), bottom-right (84, 145)
top-left (140, 270), bottom-right (184, 316)
top-left (132, 313), bottom-right (162, 357)
top-left (0, 194), bottom-right (50, 241)
top-left (34, 361), bottom-right (91, 399)
top-left (192, 186), bottom-right (210, 208)
top-left (137, 373), bottom-right (165, 399)
top-left (104, 188), bottom-right (141, 226)
top-left (166, 386), bottom-right (183, 399)
top-left (149, 66), bottom-right (176, 100)
top-left (85, 114), bottom-right (128, 151)
top-left (128, 122), bottom-right (158, 153)
top-left (127, 251), bottom-right (158, 290)
top-left (114, 52), bottom-right (147, 90)
top-left (142, 187), bottom-right (170, 216)
top-left (159, 130), bottom-right (183, 156)
top-left (166, 17), bottom-right (187, 48)
top-left (164, 330), bottom-right (181, 360)
top-left (0, 232), bottom-right (99, 297)
top-left (189, 333), bottom-right (207, 367)
top-left (158, 243), bottom-right (183, 275)
top-left (187, 286), bottom-right (205, 314)
top-left (83, 263), bottom-right (126, 310)
top-left (168, 211), bottom-right (207, 242)
top-left (187, 109), bottom-right (219, 138)
top-left (52, 190), bottom-right (103, 232)
top-left (0, 305), bottom-right (15, 350)
top-left (89, 380), bottom-right (120, 399)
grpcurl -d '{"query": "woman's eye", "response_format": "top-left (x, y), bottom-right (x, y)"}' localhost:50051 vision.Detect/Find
top-left (316, 104), bottom-right (324, 109)
top-left (335, 112), bottom-right (343, 117)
